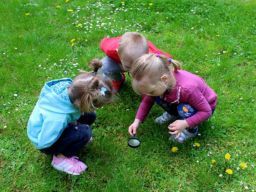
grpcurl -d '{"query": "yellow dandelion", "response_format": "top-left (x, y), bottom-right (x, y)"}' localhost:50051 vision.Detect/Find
top-left (193, 142), bottom-right (200, 148)
top-left (56, 5), bottom-right (61, 9)
top-left (76, 23), bottom-right (82, 28)
top-left (25, 12), bottom-right (30, 16)
top-left (211, 159), bottom-right (216, 165)
top-left (239, 162), bottom-right (247, 170)
top-left (70, 38), bottom-right (76, 47)
top-left (171, 146), bottom-right (178, 153)
top-left (225, 168), bottom-right (233, 175)
top-left (67, 9), bottom-right (74, 12)
top-left (225, 153), bottom-right (231, 160)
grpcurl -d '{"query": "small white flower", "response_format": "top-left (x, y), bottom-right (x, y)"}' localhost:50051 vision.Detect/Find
top-left (13, 94), bottom-right (18, 97)
top-left (219, 174), bottom-right (223, 178)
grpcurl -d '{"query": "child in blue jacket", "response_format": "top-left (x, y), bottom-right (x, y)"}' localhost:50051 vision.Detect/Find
top-left (27, 60), bottom-right (112, 175)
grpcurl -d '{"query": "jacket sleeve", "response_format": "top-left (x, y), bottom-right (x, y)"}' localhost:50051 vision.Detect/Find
top-left (100, 37), bottom-right (121, 63)
top-left (37, 117), bottom-right (68, 149)
top-left (147, 40), bottom-right (172, 58)
top-left (135, 96), bottom-right (155, 122)
top-left (185, 89), bottom-right (213, 128)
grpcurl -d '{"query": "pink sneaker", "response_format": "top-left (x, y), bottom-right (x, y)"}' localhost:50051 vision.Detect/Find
top-left (51, 155), bottom-right (87, 175)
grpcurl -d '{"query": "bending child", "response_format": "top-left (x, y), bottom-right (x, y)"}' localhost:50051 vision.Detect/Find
top-left (27, 60), bottom-right (112, 175)
top-left (99, 32), bottom-right (172, 92)
top-left (128, 54), bottom-right (217, 143)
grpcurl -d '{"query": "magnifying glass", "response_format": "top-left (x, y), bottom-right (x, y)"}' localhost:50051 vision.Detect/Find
top-left (128, 135), bottom-right (141, 148)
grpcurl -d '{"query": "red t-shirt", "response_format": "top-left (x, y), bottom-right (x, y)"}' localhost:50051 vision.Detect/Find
top-left (100, 36), bottom-right (172, 63)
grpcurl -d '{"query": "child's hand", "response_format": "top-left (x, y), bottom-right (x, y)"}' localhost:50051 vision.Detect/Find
top-left (128, 119), bottom-right (141, 136)
top-left (168, 120), bottom-right (188, 136)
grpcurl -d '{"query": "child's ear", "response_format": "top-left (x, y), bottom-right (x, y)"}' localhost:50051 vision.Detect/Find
top-left (160, 74), bottom-right (168, 84)
top-left (90, 78), bottom-right (99, 89)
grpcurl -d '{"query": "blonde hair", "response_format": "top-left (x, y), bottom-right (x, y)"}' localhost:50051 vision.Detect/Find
top-left (118, 32), bottom-right (148, 71)
top-left (130, 54), bottom-right (181, 94)
top-left (131, 54), bottom-right (181, 80)
top-left (69, 59), bottom-right (113, 112)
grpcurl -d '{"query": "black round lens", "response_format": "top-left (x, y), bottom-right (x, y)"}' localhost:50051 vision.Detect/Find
top-left (128, 137), bottom-right (141, 148)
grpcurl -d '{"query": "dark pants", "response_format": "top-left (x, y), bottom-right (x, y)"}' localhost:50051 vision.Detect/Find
top-left (155, 97), bottom-right (179, 116)
top-left (99, 56), bottom-right (123, 81)
top-left (41, 112), bottom-right (96, 157)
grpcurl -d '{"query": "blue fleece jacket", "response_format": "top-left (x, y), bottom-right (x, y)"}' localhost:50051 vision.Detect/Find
top-left (27, 78), bottom-right (81, 149)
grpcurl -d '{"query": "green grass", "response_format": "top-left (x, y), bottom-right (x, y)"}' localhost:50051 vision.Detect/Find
top-left (0, 0), bottom-right (256, 191)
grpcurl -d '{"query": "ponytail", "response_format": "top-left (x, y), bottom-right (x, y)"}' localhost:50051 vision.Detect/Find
top-left (89, 59), bottom-right (102, 74)
top-left (156, 54), bottom-right (182, 71)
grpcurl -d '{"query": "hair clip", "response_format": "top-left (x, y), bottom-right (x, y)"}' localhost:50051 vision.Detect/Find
top-left (155, 53), bottom-right (161, 58)
top-left (100, 87), bottom-right (108, 96)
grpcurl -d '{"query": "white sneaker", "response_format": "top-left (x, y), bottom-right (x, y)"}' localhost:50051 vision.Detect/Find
top-left (169, 127), bottom-right (198, 143)
top-left (155, 112), bottom-right (176, 124)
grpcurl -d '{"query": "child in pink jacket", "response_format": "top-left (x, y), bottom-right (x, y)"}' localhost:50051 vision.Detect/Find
top-left (128, 54), bottom-right (217, 143)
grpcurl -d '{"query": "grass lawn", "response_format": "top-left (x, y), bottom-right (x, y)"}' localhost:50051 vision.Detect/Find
top-left (0, 0), bottom-right (256, 191)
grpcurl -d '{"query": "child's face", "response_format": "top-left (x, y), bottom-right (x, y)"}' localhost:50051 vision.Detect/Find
top-left (132, 73), bottom-right (175, 97)
top-left (132, 77), bottom-right (167, 97)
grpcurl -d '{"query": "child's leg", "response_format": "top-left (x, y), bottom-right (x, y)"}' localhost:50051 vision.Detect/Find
top-left (177, 103), bottom-right (198, 132)
top-left (41, 124), bottom-right (92, 175)
top-left (169, 103), bottom-right (198, 143)
top-left (100, 56), bottom-right (125, 92)
top-left (41, 124), bottom-right (92, 157)
top-left (177, 103), bottom-right (197, 119)
top-left (155, 97), bottom-right (179, 115)
top-left (154, 97), bottom-right (178, 124)
top-left (100, 56), bottom-right (123, 80)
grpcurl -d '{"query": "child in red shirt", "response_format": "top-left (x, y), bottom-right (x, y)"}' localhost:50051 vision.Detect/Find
top-left (99, 32), bottom-right (172, 92)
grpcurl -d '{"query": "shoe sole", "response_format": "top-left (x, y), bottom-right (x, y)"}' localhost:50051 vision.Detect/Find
top-left (51, 163), bottom-right (86, 176)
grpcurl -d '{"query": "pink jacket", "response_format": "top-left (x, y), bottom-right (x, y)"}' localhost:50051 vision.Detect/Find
top-left (136, 70), bottom-right (217, 127)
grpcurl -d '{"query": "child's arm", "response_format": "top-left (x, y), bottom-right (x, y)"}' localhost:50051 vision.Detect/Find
top-left (37, 117), bottom-right (68, 149)
top-left (128, 118), bottom-right (141, 136)
top-left (185, 90), bottom-right (213, 128)
top-left (168, 89), bottom-right (213, 135)
top-left (147, 40), bottom-right (172, 58)
top-left (128, 96), bottom-right (155, 135)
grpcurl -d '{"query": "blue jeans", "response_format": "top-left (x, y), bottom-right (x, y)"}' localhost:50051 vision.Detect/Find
top-left (99, 56), bottom-right (123, 81)
top-left (41, 112), bottom-right (96, 157)
top-left (155, 97), bottom-right (196, 119)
